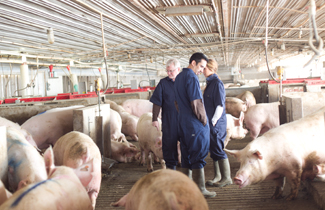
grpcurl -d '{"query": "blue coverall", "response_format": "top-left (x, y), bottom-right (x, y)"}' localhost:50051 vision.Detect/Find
top-left (203, 73), bottom-right (227, 160)
top-left (150, 77), bottom-right (179, 168)
top-left (174, 68), bottom-right (210, 169)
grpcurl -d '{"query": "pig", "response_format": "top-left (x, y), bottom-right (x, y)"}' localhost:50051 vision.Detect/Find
top-left (111, 169), bottom-right (208, 210)
top-left (0, 181), bottom-right (11, 206)
top-left (225, 106), bottom-right (325, 200)
top-left (121, 99), bottom-right (161, 119)
top-left (0, 126), bottom-right (7, 183)
top-left (53, 131), bottom-right (101, 209)
top-left (244, 102), bottom-right (280, 140)
top-left (106, 100), bottom-right (138, 141)
top-left (6, 127), bottom-right (48, 191)
top-left (236, 91), bottom-right (256, 109)
top-left (0, 117), bottom-right (35, 148)
top-left (225, 112), bottom-right (248, 147)
top-left (111, 140), bottom-right (139, 163)
top-left (122, 99), bottom-right (153, 118)
top-left (0, 147), bottom-right (93, 210)
top-left (110, 108), bottom-right (126, 142)
top-left (225, 97), bottom-right (247, 118)
top-left (137, 113), bottom-right (165, 172)
top-left (21, 105), bottom-right (84, 149)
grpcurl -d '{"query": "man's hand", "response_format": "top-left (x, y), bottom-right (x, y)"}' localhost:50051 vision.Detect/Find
top-left (152, 121), bottom-right (159, 131)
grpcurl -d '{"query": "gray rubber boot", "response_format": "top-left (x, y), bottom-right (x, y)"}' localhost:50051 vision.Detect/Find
top-left (180, 168), bottom-right (193, 180)
top-left (213, 158), bottom-right (233, 187)
top-left (192, 168), bottom-right (216, 198)
top-left (206, 160), bottom-right (221, 186)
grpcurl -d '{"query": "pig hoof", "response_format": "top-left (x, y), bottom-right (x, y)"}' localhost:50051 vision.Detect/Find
top-left (271, 194), bottom-right (283, 200)
top-left (285, 194), bottom-right (297, 201)
top-left (147, 168), bottom-right (153, 172)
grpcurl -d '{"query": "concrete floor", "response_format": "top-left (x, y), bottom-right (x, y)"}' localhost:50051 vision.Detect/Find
top-left (96, 135), bottom-right (321, 210)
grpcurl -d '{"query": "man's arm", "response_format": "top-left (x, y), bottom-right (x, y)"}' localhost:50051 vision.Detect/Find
top-left (191, 99), bottom-right (207, 126)
top-left (152, 103), bottom-right (161, 130)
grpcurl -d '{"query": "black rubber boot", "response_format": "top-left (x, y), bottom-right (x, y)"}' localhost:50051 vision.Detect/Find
top-left (193, 168), bottom-right (216, 198)
top-left (206, 160), bottom-right (221, 186)
top-left (213, 158), bottom-right (233, 187)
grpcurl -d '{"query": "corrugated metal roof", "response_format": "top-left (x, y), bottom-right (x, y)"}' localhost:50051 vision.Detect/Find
top-left (0, 0), bottom-right (324, 73)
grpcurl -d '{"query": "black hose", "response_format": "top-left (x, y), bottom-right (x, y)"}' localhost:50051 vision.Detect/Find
top-left (264, 46), bottom-right (280, 83)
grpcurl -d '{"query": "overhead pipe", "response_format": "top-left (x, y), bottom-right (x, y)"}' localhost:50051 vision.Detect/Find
top-left (211, 0), bottom-right (227, 66)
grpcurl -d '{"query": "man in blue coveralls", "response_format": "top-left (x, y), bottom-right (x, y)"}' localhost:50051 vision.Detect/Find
top-left (150, 59), bottom-right (181, 170)
top-left (174, 52), bottom-right (216, 198)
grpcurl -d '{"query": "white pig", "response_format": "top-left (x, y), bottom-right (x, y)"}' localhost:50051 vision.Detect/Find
top-left (225, 106), bottom-right (325, 200)
top-left (0, 117), bottom-right (35, 148)
top-left (111, 140), bottom-right (139, 163)
top-left (53, 131), bottom-right (101, 209)
top-left (225, 97), bottom-right (247, 118)
top-left (137, 113), bottom-right (165, 172)
top-left (0, 147), bottom-right (93, 210)
top-left (106, 100), bottom-right (139, 141)
top-left (110, 108), bottom-right (126, 142)
top-left (244, 102), bottom-right (280, 140)
top-left (111, 169), bottom-right (208, 210)
top-left (6, 127), bottom-right (48, 191)
top-left (21, 105), bottom-right (84, 149)
top-left (121, 99), bottom-right (161, 119)
top-left (225, 112), bottom-right (248, 147)
top-left (0, 181), bottom-right (11, 206)
top-left (236, 91), bottom-right (256, 109)
top-left (122, 99), bottom-right (153, 118)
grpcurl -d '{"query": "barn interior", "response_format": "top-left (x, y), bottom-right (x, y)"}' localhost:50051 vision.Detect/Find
top-left (1, 0), bottom-right (325, 209)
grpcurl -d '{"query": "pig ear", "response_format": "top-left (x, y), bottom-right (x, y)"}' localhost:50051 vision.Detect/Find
top-left (81, 147), bottom-right (90, 164)
top-left (43, 146), bottom-right (55, 176)
top-left (224, 149), bottom-right (240, 160)
top-left (73, 159), bottom-right (94, 187)
top-left (124, 147), bottom-right (139, 158)
top-left (252, 150), bottom-right (263, 160)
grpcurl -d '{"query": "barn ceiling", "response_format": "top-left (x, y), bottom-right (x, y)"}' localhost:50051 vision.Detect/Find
top-left (0, 0), bottom-right (325, 73)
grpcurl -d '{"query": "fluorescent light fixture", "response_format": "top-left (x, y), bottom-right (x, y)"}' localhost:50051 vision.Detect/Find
top-left (184, 33), bottom-right (219, 38)
top-left (156, 5), bottom-right (212, 16)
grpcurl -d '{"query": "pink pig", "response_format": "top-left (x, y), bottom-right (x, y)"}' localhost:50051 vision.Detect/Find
top-left (0, 147), bottom-right (93, 210)
top-left (137, 113), bottom-right (165, 172)
top-left (226, 106), bottom-right (325, 200)
top-left (111, 169), bottom-right (208, 210)
top-left (53, 131), bottom-right (101, 209)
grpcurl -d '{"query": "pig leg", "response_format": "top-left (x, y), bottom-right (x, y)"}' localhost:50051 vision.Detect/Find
top-left (271, 177), bottom-right (285, 199)
top-left (160, 158), bottom-right (166, 169)
top-left (139, 148), bottom-right (145, 166)
top-left (146, 151), bottom-right (153, 172)
top-left (285, 170), bottom-right (302, 201)
top-left (89, 190), bottom-right (98, 209)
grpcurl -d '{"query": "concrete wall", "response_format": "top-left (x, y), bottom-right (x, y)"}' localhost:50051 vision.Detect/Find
top-left (283, 92), bottom-right (325, 117)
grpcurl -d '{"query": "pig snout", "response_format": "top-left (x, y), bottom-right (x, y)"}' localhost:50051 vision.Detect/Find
top-left (234, 177), bottom-right (243, 186)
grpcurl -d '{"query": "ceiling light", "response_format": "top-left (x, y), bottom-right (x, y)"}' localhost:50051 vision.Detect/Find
top-left (47, 27), bottom-right (54, 44)
top-left (281, 43), bottom-right (285, 51)
top-left (156, 5), bottom-right (212, 16)
top-left (184, 33), bottom-right (219, 38)
top-left (299, 27), bottom-right (302, 39)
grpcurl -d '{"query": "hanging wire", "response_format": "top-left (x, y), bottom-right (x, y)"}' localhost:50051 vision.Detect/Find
top-left (264, 0), bottom-right (280, 83)
top-left (304, 0), bottom-right (324, 68)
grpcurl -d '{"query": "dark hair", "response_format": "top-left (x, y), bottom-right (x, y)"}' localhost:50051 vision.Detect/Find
top-left (189, 52), bottom-right (208, 65)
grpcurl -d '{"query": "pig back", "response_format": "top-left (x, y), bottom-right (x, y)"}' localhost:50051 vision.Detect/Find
top-left (137, 113), bottom-right (162, 143)
top-left (0, 166), bottom-right (92, 210)
top-left (0, 127), bottom-right (7, 182)
top-left (124, 169), bottom-right (208, 210)
top-left (236, 91), bottom-right (256, 108)
top-left (225, 97), bottom-right (247, 118)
